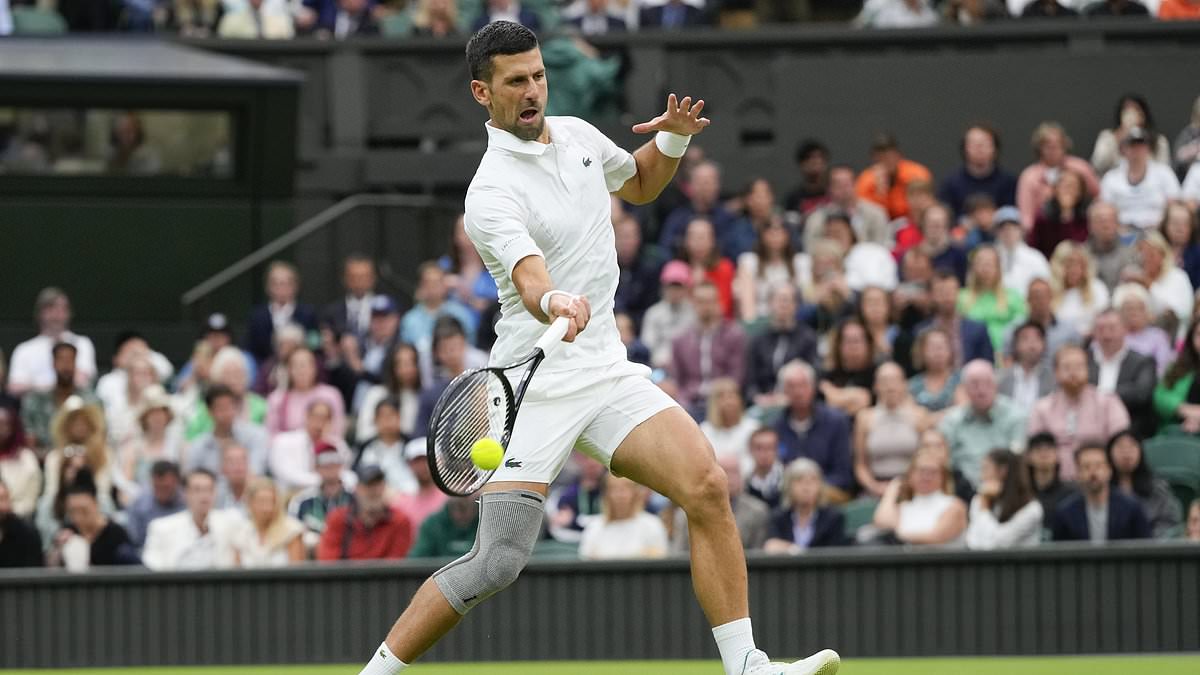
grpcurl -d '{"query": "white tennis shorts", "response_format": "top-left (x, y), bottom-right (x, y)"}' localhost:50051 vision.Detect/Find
top-left (488, 360), bottom-right (679, 484)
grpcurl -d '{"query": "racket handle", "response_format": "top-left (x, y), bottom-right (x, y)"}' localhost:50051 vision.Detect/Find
top-left (535, 316), bottom-right (571, 358)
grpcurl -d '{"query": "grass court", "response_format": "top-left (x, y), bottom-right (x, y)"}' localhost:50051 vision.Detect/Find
top-left (7, 655), bottom-right (1200, 674)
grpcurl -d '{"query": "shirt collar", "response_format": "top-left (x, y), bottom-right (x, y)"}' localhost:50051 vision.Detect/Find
top-left (485, 121), bottom-right (551, 156)
top-left (1092, 343), bottom-right (1127, 365)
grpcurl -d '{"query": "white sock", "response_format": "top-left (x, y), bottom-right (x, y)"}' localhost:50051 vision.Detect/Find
top-left (712, 617), bottom-right (758, 675)
top-left (357, 641), bottom-right (408, 675)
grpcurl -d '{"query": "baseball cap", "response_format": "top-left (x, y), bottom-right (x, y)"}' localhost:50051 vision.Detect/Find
top-left (356, 464), bottom-right (386, 484)
top-left (370, 295), bottom-right (398, 316)
top-left (1122, 127), bottom-right (1149, 145)
top-left (314, 441), bottom-right (344, 467)
top-left (659, 260), bottom-right (693, 287)
top-left (205, 313), bottom-right (232, 336)
top-left (994, 206), bottom-right (1021, 228)
top-left (404, 437), bottom-right (428, 461)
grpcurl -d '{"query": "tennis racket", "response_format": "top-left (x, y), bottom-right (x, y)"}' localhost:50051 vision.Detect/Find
top-left (427, 316), bottom-right (571, 496)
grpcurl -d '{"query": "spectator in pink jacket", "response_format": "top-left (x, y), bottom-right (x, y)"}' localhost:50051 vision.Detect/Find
top-left (265, 348), bottom-right (345, 439)
top-left (1016, 122), bottom-right (1100, 230)
top-left (1026, 344), bottom-right (1130, 480)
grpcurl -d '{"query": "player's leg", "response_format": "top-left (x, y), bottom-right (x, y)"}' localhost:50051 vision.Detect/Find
top-left (588, 378), bottom-right (838, 675)
top-left (370, 480), bottom-right (548, 670)
top-left (609, 407), bottom-right (747, 624)
top-left (358, 385), bottom-right (592, 675)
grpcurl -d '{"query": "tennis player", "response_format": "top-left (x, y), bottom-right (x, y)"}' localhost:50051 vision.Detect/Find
top-left (358, 21), bottom-right (839, 675)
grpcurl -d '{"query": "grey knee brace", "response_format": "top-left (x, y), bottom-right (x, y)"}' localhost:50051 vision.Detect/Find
top-left (432, 489), bottom-right (545, 615)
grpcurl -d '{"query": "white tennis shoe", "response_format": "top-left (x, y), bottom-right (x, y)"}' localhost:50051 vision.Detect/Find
top-left (741, 648), bottom-right (841, 675)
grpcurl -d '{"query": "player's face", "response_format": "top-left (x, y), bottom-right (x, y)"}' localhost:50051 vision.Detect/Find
top-left (477, 49), bottom-right (548, 142)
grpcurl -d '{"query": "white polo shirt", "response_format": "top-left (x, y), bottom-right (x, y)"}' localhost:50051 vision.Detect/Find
top-left (1099, 161), bottom-right (1181, 230)
top-left (7, 331), bottom-right (97, 392)
top-left (465, 117), bottom-right (638, 376)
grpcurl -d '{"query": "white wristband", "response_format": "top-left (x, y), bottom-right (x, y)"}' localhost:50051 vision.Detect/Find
top-left (655, 131), bottom-right (691, 159)
top-left (539, 290), bottom-right (572, 317)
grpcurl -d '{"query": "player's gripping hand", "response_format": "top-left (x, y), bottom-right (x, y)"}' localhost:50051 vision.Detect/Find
top-left (548, 293), bottom-right (591, 343)
top-left (631, 94), bottom-right (711, 136)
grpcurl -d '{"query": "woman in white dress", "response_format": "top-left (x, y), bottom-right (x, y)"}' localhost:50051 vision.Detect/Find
top-left (229, 478), bottom-right (306, 567)
top-left (872, 446), bottom-right (967, 546)
top-left (1050, 240), bottom-right (1109, 335)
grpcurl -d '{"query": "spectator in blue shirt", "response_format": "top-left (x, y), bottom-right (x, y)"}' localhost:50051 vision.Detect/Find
top-left (658, 161), bottom-right (755, 259)
top-left (773, 360), bottom-right (854, 501)
top-left (400, 262), bottom-right (478, 351)
top-left (123, 460), bottom-right (185, 549)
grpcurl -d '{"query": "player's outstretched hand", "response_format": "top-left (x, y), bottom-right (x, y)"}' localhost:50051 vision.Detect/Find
top-left (548, 293), bottom-right (591, 342)
top-left (631, 94), bottom-right (710, 137)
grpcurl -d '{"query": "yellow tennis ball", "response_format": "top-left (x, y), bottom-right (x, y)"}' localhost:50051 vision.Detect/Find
top-left (470, 437), bottom-right (504, 470)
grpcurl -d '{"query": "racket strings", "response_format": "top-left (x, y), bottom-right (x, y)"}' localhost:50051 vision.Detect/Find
top-left (429, 369), bottom-right (512, 495)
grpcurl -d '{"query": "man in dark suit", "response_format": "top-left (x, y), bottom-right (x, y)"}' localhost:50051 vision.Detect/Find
top-left (472, 0), bottom-right (541, 32)
top-left (639, 0), bottom-right (706, 28)
top-left (565, 0), bottom-right (627, 34)
top-left (773, 360), bottom-right (853, 500)
top-left (917, 269), bottom-right (994, 367)
top-left (745, 284), bottom-right (817, 406)
top-left (1051, 442), bottom-right (1151, 542)
top-left (246, 261), bottom-right (319, 364)
top-left (321, 254), bottom-right (379, 344)
top-left (1088, 310), bottom-right (1158, 439)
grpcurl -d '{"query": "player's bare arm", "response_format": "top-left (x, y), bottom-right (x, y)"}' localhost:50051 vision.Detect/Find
top-left (511, 254), bottom-right (591, 341)
top-left (615, 93), bottom-right (712, 204)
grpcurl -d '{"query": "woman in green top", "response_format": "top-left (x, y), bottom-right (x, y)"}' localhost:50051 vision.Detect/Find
top-left (957, 245), bottom-right (1027, 356)
top-left (1153, 317), bottom-right (1200, 431)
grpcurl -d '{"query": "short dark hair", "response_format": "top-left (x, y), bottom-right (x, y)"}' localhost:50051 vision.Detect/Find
top-left (432, 315), bottom-right (467, 352)
top-left (185, 468), bottom-right (217, 487)
top-left (150, 460), bottom-right (180, 480)
top-left (375, 396), bottom-right (401, 418)
top-left (794, 139), bottom-right (829, 165)
top-left (63, 476), bottom-right (98, 501)
top-left (1074, 441), bottom-right (1109, 465)
top-left (466, 20), bottom-right (539, 83)
top-left (1027, 432), bottom-right (1057, 450)
top-left (52, 342), bottom-right (77, 359)
top-left (1013, 321), bottom-right (1046, 344)
top-left (204, 383), bottom-right (239, 410)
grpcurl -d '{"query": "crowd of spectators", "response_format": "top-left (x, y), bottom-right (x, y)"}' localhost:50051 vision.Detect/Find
top-left (6, 93), bottom-right (1200, 572)
top-left (2, 0), bottom-right (1199, 40)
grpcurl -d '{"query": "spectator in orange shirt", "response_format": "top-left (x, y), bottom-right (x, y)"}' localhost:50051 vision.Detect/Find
top-left (1159, 0), bottom-right (1200, 19)
top-left (317, 465), bottom-right (413, 561)
top-left (856, 133), bottom-right (933, 221)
